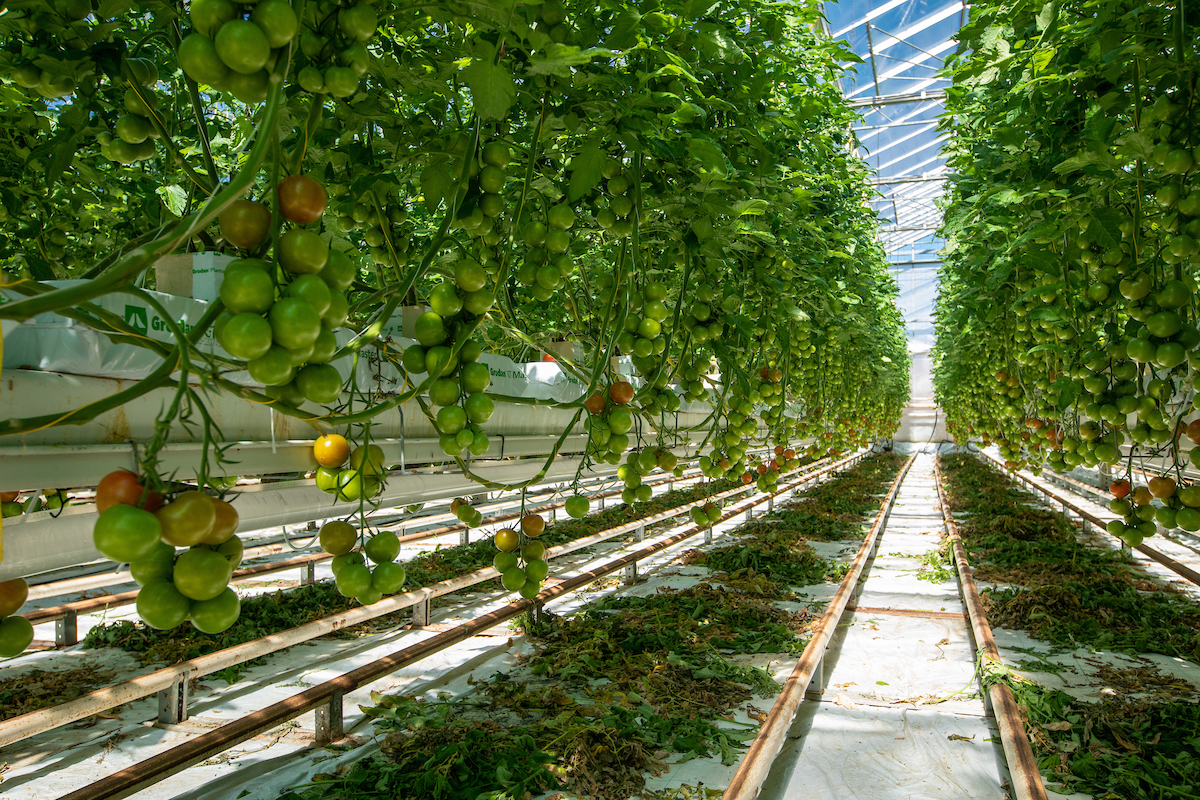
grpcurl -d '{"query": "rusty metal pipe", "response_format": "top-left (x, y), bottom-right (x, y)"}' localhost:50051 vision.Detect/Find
top-left (934, 459), bottom-right (1049, 800)
top-left (721, 452), bottom-right (915, 800)
top-left (976, 451), bottom-right (1200, 586)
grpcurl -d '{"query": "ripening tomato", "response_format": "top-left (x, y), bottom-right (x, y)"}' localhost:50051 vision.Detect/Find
top-left (200, 498), bottom-right (239, 545)
top-left (0, 578), bottom-right (29, 617)
top-left (277, 175), bottom-right (327, 225)
top-left (583, 391), bottom-right (606, 415)
top-left (521, 513), bottom-right (545, 537)
top-left (0, 616), bottom-right (34, 658)
top-left (156, 491), bottom-right (217, 547)
top-left (609, 381), bottom-right (635, 405)
top-left (219, 199), bottom-right (271, 250)
top-left (494, 528), bottom-right (519, 552)
top-left (96, 470), bottom-right (163, 513)
top-left (314, 434), bottom-right (351, 467)
top-left (319, 520), bottom-right (357, 555)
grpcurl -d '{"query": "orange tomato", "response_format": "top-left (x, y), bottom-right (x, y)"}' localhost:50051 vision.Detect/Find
top-left (314, 434), bottom-right (351, 468)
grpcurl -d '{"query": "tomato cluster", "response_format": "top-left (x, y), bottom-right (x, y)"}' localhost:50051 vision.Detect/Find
top-left (401, 266), bottom-right (497, 457)
top-left (319, 520), bottom-right (407, 605)
top-left (581, 386), bottom-right (636, 466)
top-left (91, 471), bottom-right (244, 634)
top-left (313, 435), bottom-right (387, 502)
top-left (492, 513), bottom-right (549, 599)
top-left (615, 448), bottom-right (678, 505)
top-left (215, 175), bottom-right (353, 407)
top-left (178, 0), bottom-right (301, 105)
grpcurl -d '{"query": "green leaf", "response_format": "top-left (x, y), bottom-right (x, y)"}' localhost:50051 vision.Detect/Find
top-left (732, 199), bottom-right (769, 216)
top-left (1088, 207), bottom-right (1124, 250)
top-left (421, 157), bottom-right (453, 213)
top-left (1052, 151), bottom-right (1118, 175)
top-left (462, 59), bottom-right (516, 121)
top-left (1035, 1), bottom-right (1059, 32)
top-left (567, 143), bottom-right (608, 203)
top-left (605, 9), bottom-right (642, 50)
top-left (686, 137), bottom-right (729, 178)
top-left (527, 44), bottom-right (615, 77)
top-left (155, 184), bottom-right (188, 217)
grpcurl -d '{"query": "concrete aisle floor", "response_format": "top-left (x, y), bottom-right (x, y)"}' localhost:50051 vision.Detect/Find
top-left (759, 453), bottom-right (1010, 800)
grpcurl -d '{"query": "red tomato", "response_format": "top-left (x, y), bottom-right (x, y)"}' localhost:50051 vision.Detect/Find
top-left (277, 175), bottom-right (327, 225)
top-left (583, 391), bottom-right (607, 415)
top-left (608, 381), bottom-right (635, 405)
top-left (96, 470), bottom-right (163, 513)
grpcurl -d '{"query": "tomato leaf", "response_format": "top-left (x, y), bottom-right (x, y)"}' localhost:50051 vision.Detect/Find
top-left (567, 143), bottom-right (608, 203)
top-left (1088, 207), bottom-right (1124, 250)
top-left (462, 59), bottom-right (516, 121)
top-left (155, 184), bottom-right (187, 217)
top-left (527, 44), bottom-right (614, 77)
top-left (421, 156), bottom-right (453, 213)
top-left (605, 9), bottom-right (642, 49)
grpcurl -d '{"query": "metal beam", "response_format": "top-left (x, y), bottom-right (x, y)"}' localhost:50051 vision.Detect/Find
top-left (851, 90), bottom-right (946, 108)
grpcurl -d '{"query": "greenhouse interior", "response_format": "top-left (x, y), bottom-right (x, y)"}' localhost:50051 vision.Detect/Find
top-left (1, 0), bottom-right (1199, 797)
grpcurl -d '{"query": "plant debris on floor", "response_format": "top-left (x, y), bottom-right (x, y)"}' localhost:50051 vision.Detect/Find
top-left (683, 454), bottom-right (904, 594)
top-left (279, 454), bottom-right (902, 800)
top-left (941, 453), bottom-right (1200, 799)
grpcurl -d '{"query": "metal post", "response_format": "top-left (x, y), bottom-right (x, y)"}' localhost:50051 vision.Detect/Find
top-left (768, 495), bottom-right (775, 512)
top-left (622, 562), bottom-right (638, 585)
top-left (412, 597), bottom-right (430, 627)
top-left (635, 524), bottom-right (645, 542)
top-left (805, 655), bottom-right (824, 700)
top-left (599, 495), bottom-right (605, 509)
top-left (56, 610), bottom-right (78, 647)
top-left (315, 690), bottom-right (344, 744)
top-left (459, 528), bottom-right (470, 546)
top-left (157, 674), bottom-right (189, 724)
top-left (704, 526), bottom-right (713, 545)
top-left (1083, 518), bottom-right (1092, 534)
top-left (746, 507), bottom-right (754, 521)
top-left (301, 562), bottom-right (316, 586)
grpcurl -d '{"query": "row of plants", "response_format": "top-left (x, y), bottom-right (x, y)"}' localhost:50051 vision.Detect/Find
top-left (275, 453), bottom-right (902, 800)
top-left (0, 0), bottom-right (907, 648)
top-left (932, 0), bottom-right (1200, 541)
top-left (938, 453), bottom-right (1200, 798)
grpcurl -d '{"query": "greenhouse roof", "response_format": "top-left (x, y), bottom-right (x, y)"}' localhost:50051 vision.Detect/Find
top-left (823, 0), bottom-right (962, 266)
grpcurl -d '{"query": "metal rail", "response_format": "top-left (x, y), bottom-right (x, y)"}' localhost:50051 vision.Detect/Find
top-left (0, 454), bottom-right (854, 751)
top-left (722, 452), bottom-right (915, 800)
top-left (933, 459), bottom-right (1049, 800)
top-left (976, 451), bottom-right (1200, 586)
top-left (16, 463), bottom-right (718, 644)
top-left (48, 453), bottom-right (873, 800)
